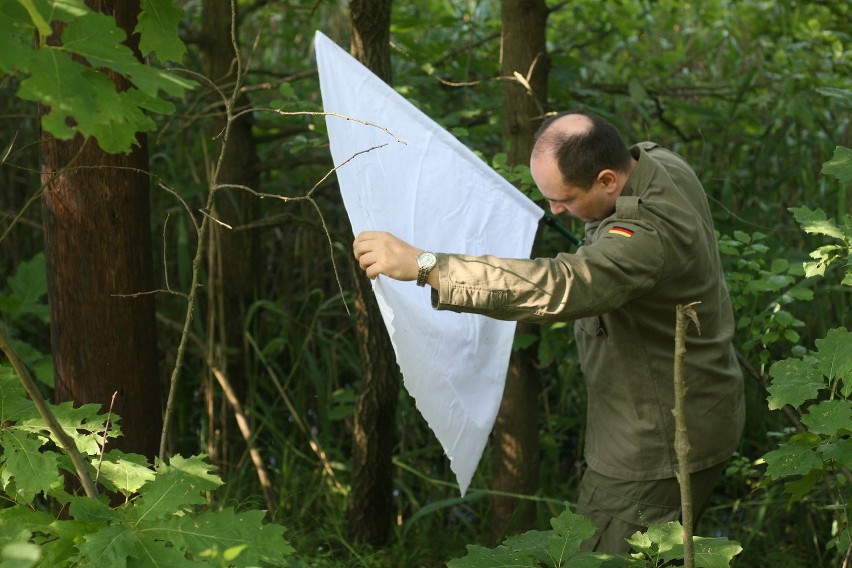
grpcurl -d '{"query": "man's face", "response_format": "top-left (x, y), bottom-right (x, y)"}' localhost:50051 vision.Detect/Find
top-left (530, 154), bottom-right (616, 223)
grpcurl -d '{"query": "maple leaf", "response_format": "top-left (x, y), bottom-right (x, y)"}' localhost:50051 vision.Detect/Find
top-left (0, 365), bottom-right (39, 424)
top-left (137, 0), bottom-right (186, 62)
top-left (0, 430), bottom-right (62, 503)
top-left (148, 508), bottom-right (293, 567)
top-left (97, 450), bottom-right (155, 497)
top-left (132, 455), bottom-right (223, 522)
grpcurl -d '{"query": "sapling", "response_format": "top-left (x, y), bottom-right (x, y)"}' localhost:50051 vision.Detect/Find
top-left (673, 302), bottom-right (701, 568)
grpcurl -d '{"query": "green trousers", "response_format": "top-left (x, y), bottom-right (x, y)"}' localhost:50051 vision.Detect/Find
top-left (575, 462), bottom-right (727, 555)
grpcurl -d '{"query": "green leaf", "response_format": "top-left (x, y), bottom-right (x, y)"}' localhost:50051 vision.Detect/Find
top-left (800, 400), bottom-right (852, 437)
top-left (133, 455), bottom-right (223, 522)
top-left (813, 328), bottom-right (852, 387)
top-left (547, 506), bottom-right (597, 562)
top-left (137, 0), bottom-right (186, 62)
top-left (822, 146), bottom-right (852, 182)
top-left (0, 252), bottom-right (50, 322)
top-left (0, 506), bottom-right (56, 534)
top-left (129, 534), bottom-right (194, 567)
top-left (662, 537), bottom-right (743, 568)
top-left (766, 357), bottom-right (823, 410)
top-left (818, 438), bottom-right (852, 469)
top-left (3, 338), bottom-right (54, 388)
top-left (0, 430), bottom-right (62, 504)
top-left (149, 508), bottom-right (293, 567)
top-left (762, 434), bottom-right (823, 480)
top-left (787, 286), bottom-right (815, 301)
top-left (628, 522), bottom-right (682, 559)
top-left (770, 258), bottom-right (789, 274)
top-left (18, 401), bottom-right (119, 456)
top-left (97, 450), bottom-right (155, 497)
top-left (68, 495), bottom-right (122, 523)
top-left (782, 468), bottom-right (821, 502)
top-left (77, 524), bottom-right (137, 568)
top-left (446, 544), bottom-right (538, 568)
top-left (790, 206), bottom-right (846, 240)
top-left (564, 551), bottom-right (637, 566)
top-left (0, 4), bottom-right (36, 75)
top-left (61, 11), bottom-right (138, 69)
top-left (501, 530), bottom-right (549, 564)
top-left (89, 94), bottom-right (157, 153)
top-left (0, 365), bottom-right (40, 423)
top-left (18, 48), bottom-right (125, 141)
top-left (62, 11), bottom-right (191, 99)
top-left (39, 516), bottom-right (102, 565)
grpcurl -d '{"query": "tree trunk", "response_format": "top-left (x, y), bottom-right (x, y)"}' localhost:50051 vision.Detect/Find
top-left (200, 0), bottom-right (260, 475)
top-left (350, 0), bottom-right (393, 84)
top-left (491, 0), bottom-right (549, 544)
top-left (345, 0), bottom-right (399, 546)
top-left (40, 0), bottom-right (161, 460)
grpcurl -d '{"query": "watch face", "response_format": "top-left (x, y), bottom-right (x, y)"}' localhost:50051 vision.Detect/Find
top-left (418, 251), bottom-right (437, 268)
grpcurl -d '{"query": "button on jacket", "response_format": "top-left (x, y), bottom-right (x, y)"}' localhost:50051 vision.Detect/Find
top-left (430, 142), bottom-right (745, 480)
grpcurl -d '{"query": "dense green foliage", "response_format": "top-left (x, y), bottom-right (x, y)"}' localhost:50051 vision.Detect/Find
top-left (448, 505), bottom-right (742, 567)
top-left (0, 0), bottom-right (850, 566)
top-left (0, 362), bottom-right (294, 566)
top-left (0, 0), bottom-right (193, 153)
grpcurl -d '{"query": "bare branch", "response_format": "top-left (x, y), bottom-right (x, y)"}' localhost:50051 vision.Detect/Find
top-left (211, 367), bottom-right (277, 513)
top-left (236, 108), bottom-right (407, 146)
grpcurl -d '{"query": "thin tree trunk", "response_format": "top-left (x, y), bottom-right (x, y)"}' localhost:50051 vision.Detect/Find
top-left (40, 0), bottom-right (161, 460)
top-left (346, 0), bottom-right (399, 546)
top-left (200, 0), bottom-right (259, 473)
top-left (491, 0), bottom-right (549, 544)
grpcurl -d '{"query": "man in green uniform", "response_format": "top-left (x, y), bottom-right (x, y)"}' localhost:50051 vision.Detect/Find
top-left (352, 110), bottom-right (744, 553)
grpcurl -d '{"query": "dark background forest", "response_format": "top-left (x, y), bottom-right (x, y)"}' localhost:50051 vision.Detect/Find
top-left (0, 0), bottom-right (850, 566)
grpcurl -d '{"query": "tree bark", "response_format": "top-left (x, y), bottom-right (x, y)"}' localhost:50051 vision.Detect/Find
top-left (200, 0), bottom-right (260, 475)
top-left (491, 0), bottom-right (549, 544)
top-left (40, 0), bottom-right (161, 460)
top-left (350, 0), bottom-right (393, 84)
top-left (345, 0), bottom-right (399, 546)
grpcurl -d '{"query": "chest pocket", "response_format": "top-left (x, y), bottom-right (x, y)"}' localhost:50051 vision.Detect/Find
top-left (576, 315), bottom-right (607, 337)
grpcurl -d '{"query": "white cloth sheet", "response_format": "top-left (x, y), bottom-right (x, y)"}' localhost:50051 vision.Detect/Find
top-left (314, 31), bottom-right (543, 495)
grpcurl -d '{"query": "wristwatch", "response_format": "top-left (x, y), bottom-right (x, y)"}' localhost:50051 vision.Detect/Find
top-left (415, 251), bottom-right (437, 287)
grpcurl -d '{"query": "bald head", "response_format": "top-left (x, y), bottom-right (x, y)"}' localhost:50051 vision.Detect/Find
top-left (533, 113), bottom-right (593, 157)
top-left (531, 110), bottom-right (632, 190)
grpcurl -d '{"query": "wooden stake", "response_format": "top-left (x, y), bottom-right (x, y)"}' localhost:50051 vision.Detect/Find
top-left (674, 302), bottom-right (701, 568)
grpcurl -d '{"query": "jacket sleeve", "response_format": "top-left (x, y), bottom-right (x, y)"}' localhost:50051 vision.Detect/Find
top-left (431, 217), bottom-right (666, 323)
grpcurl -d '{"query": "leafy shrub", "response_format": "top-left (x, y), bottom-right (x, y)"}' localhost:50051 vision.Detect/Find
top-left (759, 202), bottom-right (852, 564)
top-left (447, 504), bottom-right (741, 567)
top-left (0, 363), bottom-right (294, 567)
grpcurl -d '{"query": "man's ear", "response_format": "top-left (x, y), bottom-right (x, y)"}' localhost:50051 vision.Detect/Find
top-left (597, 169), bottom-right (619, 192)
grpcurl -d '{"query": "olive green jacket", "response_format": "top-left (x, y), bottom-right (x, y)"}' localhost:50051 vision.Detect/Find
top-left (431, 142), bottom-right (745, 480)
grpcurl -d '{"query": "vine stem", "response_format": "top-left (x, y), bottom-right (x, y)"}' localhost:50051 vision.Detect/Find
top-left (673, 302), bottom-right (701, 568)
top-left (0, 325), bottom-right (98, 498)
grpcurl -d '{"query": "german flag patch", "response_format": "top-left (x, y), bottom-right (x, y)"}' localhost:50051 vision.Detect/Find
top-left (609, 226), bottom-right (635, 238)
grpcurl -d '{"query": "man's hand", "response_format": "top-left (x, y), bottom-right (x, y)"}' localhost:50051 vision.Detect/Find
top-left (353, 231), bottom-right (421, 281)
